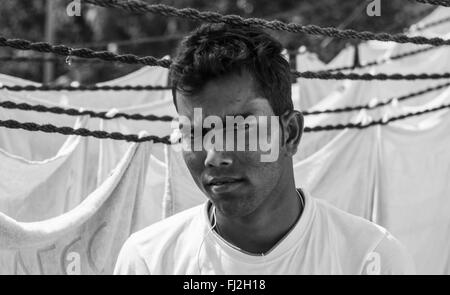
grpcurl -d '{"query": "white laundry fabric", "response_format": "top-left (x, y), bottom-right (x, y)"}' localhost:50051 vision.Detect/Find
top-left (0, 77), bottom-right (175, 160)
top-left (0, 67), bottom-right (175, 233)
top-left (162, 145), bottom-right (205, 218)
top-left (0, 68), bottom-right (175, 203)
top-left (0, 90), bottom-right (78, 161)
top-left (114, 189), bottom-right (414, 275)
top-left (296, 36), bottom-right (450, 162)
top-left (0, 93), bottom-right (102, 194)
top-left (369, 43), bottom-right (450, 107)
top-left (0, 140), bottom-right (151, 275)
top-left (97, 97), bottom-right (177, 162)
top-left (357, 41), bottom-right (396, 65)
top-left (409, 7), bottom-right (450, 37)
top-left (294, 46), bottom-right (354, 110)
top-left (356, 7), bottom-right (450, 72)
top-left (333, 40), bottom-right (450, 112)
top-left (0, 65), bottom-right (173, 159)
top-left (295, 81), bottom-right (377, 162)
top-left (294, 127), bottom-right (378, 221)
top-left (0, 73), bottom-right (40, 87)
top-left (0, 64), bottom-right (170, 111)
top-left (297, 12), bottom-right (450, 131)
top-left (97, 119), bottom-right (168, 229)
top-left (0, 117), bottom-right (91, 222)
top-left (361, 24), bottom-right (450, 110)
top-left (374, 108), bottom-right (450, 275)
top-left (380, 82), bottom-right (450, 128)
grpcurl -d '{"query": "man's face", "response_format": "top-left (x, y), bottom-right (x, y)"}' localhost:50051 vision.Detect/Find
top-left (176, 71), bottom-right (290, 218)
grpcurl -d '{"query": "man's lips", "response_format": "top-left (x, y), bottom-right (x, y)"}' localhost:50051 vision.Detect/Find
top-left (204, 176), bottom-right (246, 193)
top-left (205, 177), bottom-right (244, 186)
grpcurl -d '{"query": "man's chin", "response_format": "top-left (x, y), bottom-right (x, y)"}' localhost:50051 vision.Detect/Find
top-left (209, 195), bottom-right (258, 218)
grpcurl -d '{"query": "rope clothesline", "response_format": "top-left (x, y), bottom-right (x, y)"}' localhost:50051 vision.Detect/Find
top-left (414, 0), bottom-right (450, 7)
top-left (2, 36), bottom-right (450, 81)
top-left (2, 11), bottom-right (448, 73)
top-left (0, 9), bottom-right (447, 65)
top-left (413, 15), bottom-right (450, 31)
top-left (0, 42), bottom-right (439, 71)
top-left (324, 46), bottom-right (437, 72)
top-left (0, 41), bottom-right (443, 77)
top-left (0, 100), bottom-right (174, 122)
top-left (0, 4), bottom-right (446, 63)
top-left (0, 118), bottom-right (172, 144)
top-left (0, 0), bottom-right (447, 141)
top-left (0, 44), bottom-right (440, 75)
top-left (302, 81), bottom-right (450, 115)
top-left (84, 0), bottom-right (450, 46)
top-left (0, 103), bottom-right (448, 144)
top-left (0, 85), bottom-right (171, 91)
top-left (1, 7), bottom-right (449, 68)
top-left (0, 56), bottom-right (134, 64)
top-left (0, 36), bottom-right (172, 68)
top-left (1, 81), bottom-right (449, 119)
top-left (294, 71), bottom-right (450, 80)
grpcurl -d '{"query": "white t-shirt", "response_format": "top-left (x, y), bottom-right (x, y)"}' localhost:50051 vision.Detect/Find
top-left (114, 189), bottom-right (415, 275)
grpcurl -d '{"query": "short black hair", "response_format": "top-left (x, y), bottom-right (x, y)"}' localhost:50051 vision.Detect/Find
top-left (169, 23), bottom-right (293, 116)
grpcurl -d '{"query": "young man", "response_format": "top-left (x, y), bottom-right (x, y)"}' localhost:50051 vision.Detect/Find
top-left (114, 24), bottom-right (415, 275)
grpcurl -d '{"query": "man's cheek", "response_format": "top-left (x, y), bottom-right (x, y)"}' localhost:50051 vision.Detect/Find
top-left (183, 151), bottom-right (205, 177)
top-left (237, 151), bottom-right (265, 169)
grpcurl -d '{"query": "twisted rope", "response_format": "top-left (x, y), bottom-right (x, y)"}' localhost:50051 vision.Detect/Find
top-left (0, 36), bottom-right (172, 68)
top-left (3, 36), bottom-right (450, 80)
top-left (1, 10), bottom-right (448, 68)
top-left (0, 100), bottom-right (174, 122)
top-left (304, 103), bottom-right (450, 132)
top-left (414, 0), bottom-right (450, 7)
top-left (0, 103), bottom-right (449, 143)
top-left (0, 56), bottom-right (134, 64)
top-left (1, 82), bottom-right (449, 120)
top-left (303, 13), bottom-right (450, 72)
top-left (0, 119), bottom-right (172, 144)
top-left (303, 81), bottom-right (450, 115)
top-left (84, 0), bottom-right (450, 46)
top-left (294, 71), bottom-right (450, 80)
top-left (0, 85), bottom-right (171, 91)
top-left (325, 46), bottom-right (437, 72)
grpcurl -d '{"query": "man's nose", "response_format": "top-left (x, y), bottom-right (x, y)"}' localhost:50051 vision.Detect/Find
top-left (204, 148), bottom-right (233, 168)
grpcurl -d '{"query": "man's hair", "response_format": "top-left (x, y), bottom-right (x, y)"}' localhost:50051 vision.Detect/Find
top-left (169, 23), bottom-right (293, 116)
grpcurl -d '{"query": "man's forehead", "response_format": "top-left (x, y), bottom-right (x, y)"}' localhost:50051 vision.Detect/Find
top-left (177, 94), bottom-right (273, 120)
top-left (176, 71), bottom-right (274, 118)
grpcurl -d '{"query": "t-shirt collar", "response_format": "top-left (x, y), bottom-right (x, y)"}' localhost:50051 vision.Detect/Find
top-left (202, 188), bottom-right (316, 264)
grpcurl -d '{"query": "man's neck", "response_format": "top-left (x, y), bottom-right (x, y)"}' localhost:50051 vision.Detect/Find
top-left (212, 184), bottom-right (303, 255)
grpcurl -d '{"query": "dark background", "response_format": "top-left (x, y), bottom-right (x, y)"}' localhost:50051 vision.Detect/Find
top-left (0, 0), bottom-right (434, 84)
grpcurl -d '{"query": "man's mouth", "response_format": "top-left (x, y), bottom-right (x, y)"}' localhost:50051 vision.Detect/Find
top-left (208, 178), bottom-right (242, 186)
top-left (206, 177), bottom-right (245, 193)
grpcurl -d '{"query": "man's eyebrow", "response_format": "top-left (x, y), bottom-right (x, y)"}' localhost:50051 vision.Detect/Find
top-left (178, 112), bottom-right (255, 129)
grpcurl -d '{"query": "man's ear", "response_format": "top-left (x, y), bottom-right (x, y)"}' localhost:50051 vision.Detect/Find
top-left (280, 110), bottom-right (304, 156)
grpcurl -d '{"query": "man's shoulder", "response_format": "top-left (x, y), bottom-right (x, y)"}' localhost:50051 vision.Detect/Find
top-left (114, 204), bottom-right (206, 274)
top-left (315, 199), bottom-right (387, 241)
top-left (310, 195), bottom-right (414, 274)
top-left (127, 204), bottom-right (205, 252)
top-left (313, 196), bottom-right (387, 241)
top-left (361, 231), bottom-right (415, 274)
